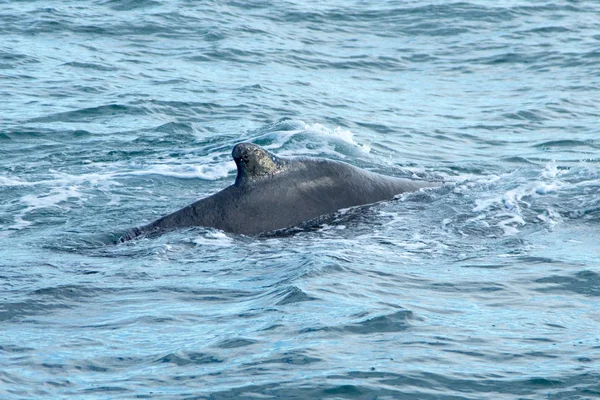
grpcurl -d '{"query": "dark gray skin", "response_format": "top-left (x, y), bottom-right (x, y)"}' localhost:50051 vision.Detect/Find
top-left (120, 143), bottom-right (438, 241)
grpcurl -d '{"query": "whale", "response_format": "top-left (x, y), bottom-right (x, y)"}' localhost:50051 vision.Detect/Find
top-left (120, 143), bottom-right (439, 241)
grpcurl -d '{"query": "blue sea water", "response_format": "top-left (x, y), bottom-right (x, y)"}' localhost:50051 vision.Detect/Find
top-left (1, 0), bottom-right (600, 398)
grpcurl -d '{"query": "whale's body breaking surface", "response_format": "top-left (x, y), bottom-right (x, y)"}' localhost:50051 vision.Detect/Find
top-left (120, 143), bottom-right (438, 240)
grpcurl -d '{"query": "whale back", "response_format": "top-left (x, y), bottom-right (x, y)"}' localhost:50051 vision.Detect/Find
top-left (203, 155), bottom-right (433, 235)
top-left (121, 143), bottom-right (439, 239)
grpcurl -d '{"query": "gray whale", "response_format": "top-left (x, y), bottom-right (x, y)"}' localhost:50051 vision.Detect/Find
top-left (120, 143), bottom-right (438, 240)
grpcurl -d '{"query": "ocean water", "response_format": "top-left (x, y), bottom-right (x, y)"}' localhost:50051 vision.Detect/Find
top-left (1, 0), bottom-right (599, 398)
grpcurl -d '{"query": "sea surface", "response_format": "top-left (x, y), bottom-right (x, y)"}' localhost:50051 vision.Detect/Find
top-left (1, 1), bottom-right (599, 399)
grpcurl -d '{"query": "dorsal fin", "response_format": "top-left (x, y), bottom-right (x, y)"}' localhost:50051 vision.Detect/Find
top-left (232, 143), bottom-right (286, 185)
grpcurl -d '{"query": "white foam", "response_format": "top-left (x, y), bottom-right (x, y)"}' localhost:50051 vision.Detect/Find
top-left (3, 152), bottom-right (238, 235)
top-left (261, 119), bottom-right (371, 154)
top-left (11, 170), bottom-right (123, 189)
top-left (534, 182), bottom-right (558, 194)
top-left (192, 231), bottom-right (234, 247)
top-left (3, 185), bottom-right (88, 233)
top-left (2, 170), bottom-right (119, 234)
top-left (0, 176), bottom-right (34, 187)
top-left (20, 185), bottom-right (86, 211)
top-left (540, 162), bottom-right (561, 180)
top-left (124, 161), bottom-right (235, 180)
top-left (496, 213), bottom-right (526, 236)
top-left (471, 163), bottom-right (567, 235)
top-left (8, 215), bottom-right (33, 231)
top-left (302, 122), bottom-right (356, 144)
top-left (304, 122), bottom-right (372, 154)
top-left (536, 209), bottom-right (562, 231)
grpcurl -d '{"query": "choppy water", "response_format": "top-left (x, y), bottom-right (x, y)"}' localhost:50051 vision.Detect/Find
top-left (2, 1), bottom-right (600, 398)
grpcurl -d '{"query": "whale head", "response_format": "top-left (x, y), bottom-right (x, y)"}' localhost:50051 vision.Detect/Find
top-left (232, 143), bottom-right (287, 185)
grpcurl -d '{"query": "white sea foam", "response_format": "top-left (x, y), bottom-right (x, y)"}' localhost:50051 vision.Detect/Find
top-left (2, 169), bottom-right (120, 233)
top-left (302, 122), bottom-right (372, 153)
top-left (20, 185), bottom-right (86, 211)
top-left (0, 176), bottom-right (34, 187)
top-left (2, 153), bottom-right (234, 235)
top-left (124, 161), bottom-right (235, 180)
top-left (301, 122), bottom-right (356, 144)
top-left (471, 163), bottom-right (567, 235)
top-left (192, 231), bottom-right (234, 247)
top-left (496, 212), bottom-right (526, 236)
top-left (540, 161), bottom-right (561, 180)
top-left (4, 185), bottom-right (88, 232)
top-left (262, 119), bottom-right (371, 155)
top-left (9, 215), bottom-right (33, 231)
top-left (536, 209), bottom-right (562, 230)
top-left (4, 170), bottom-right (123, 190)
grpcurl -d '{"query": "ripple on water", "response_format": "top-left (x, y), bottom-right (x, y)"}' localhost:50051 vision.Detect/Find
top-left (300, 309), bottom-right (415, 335)
top-left (156, 351), bottom-right (223, 366)
top-left (199, 371), bottom-right (600, 399)
top-left (535, 270), bottom-right (600, 297)
top-left (0, 285), bottom-right (113, 322)
top-left (275, 286), bottom-right (318, 306)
